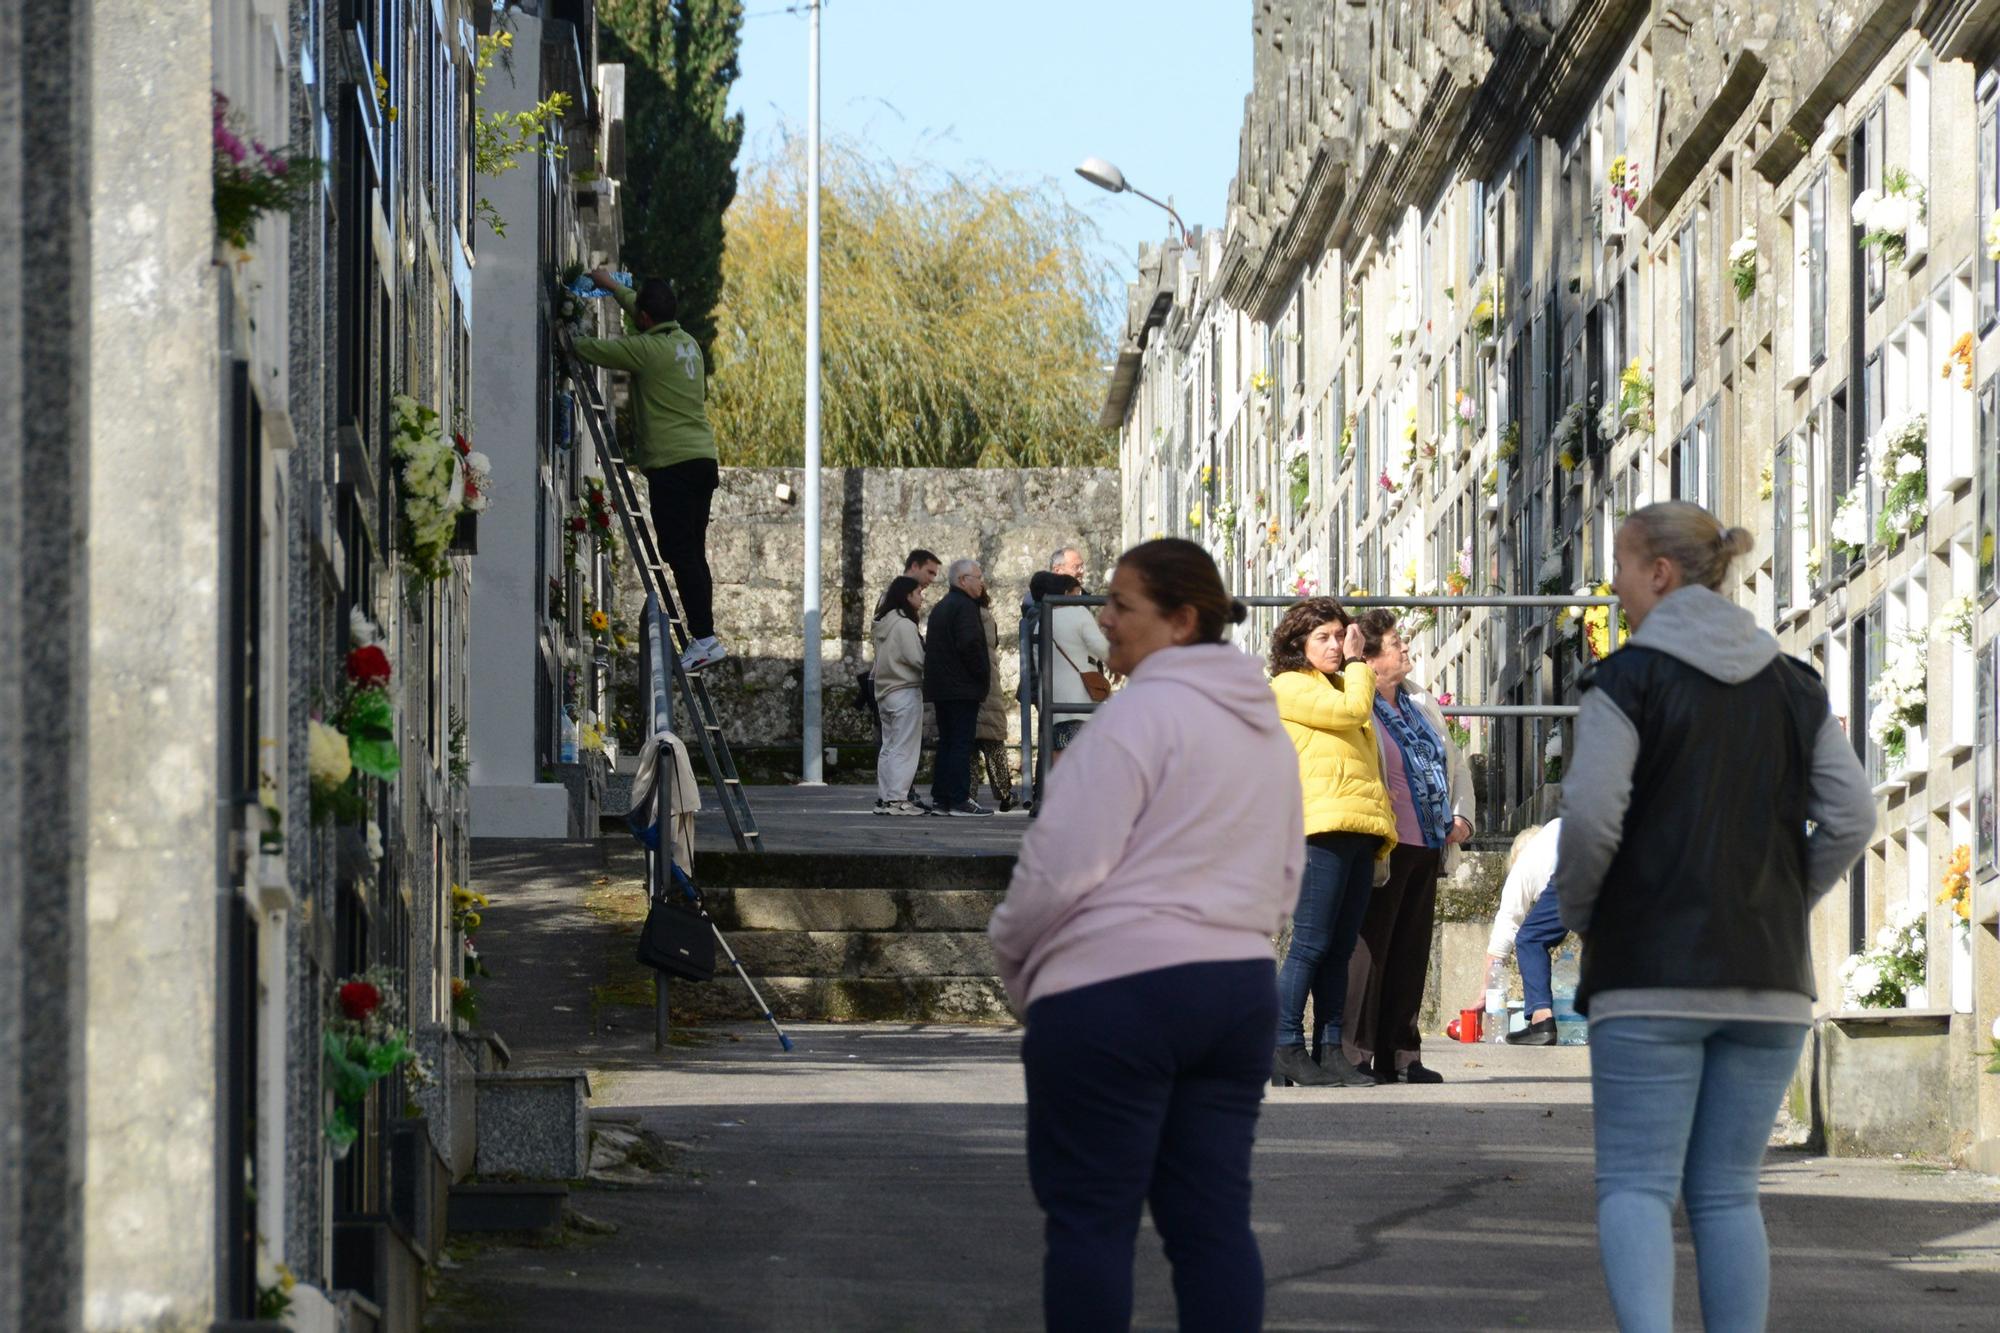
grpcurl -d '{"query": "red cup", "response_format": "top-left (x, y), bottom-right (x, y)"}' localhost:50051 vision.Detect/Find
top-left (1456, 1008), bottom-right (1483, 1043)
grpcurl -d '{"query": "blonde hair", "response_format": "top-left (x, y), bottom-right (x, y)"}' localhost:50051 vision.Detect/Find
top-left (1623, 501), bottom-right (1754, 591)
top-left (1505, 824), bottom-right (1544, 874)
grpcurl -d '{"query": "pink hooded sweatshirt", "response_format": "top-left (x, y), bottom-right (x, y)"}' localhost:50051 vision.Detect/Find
top-left (989, 642), bottom-right (1305, 1011)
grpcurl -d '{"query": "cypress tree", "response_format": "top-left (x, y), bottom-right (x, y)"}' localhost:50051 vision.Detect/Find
top-left (599, 0), bottom-right (746, 362)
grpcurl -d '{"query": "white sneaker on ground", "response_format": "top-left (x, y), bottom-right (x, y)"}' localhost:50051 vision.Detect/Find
top-left (885, 800), bottom-right (927, 816)
top-left (872, 799), bottom-right (892, 816)
top-left (946, 800), bottom-right (994, 817)
top-left (680, 636), bottom-right (728, 671)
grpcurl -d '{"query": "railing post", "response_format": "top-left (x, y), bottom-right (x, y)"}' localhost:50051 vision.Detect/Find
top-left (1036, 600), bottom-right (1055, 810)
top-left (1017, 607), bottom-right (1035, 804)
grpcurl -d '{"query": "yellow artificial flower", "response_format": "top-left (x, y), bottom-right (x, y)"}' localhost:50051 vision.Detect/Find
top-left (590, 610), bottom-right (610, 632)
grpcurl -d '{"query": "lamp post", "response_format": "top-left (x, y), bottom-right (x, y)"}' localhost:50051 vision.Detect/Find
top-left (801, 0), bottom-right (824, 784)
top-left (1075, 156), bottom-right (1192, 247)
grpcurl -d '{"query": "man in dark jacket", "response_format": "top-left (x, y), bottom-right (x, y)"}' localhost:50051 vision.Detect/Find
top-left (924, 559), bottom-right (993, 816)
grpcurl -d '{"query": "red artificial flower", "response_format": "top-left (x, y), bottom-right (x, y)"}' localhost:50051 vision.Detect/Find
top-left (569, 516), bottom-right (588, 533)
top-left (338, 981), bottom-right (381, 1022)
top-left (464, 476), bottom-right (480, 499)
top-left (453, 432), bottom-right (471, 455)
top-left (593, 512), bottom-right (611, 529)
top-left (590, 490), bottom-right (605, 505)
top-left (346, 644), bottom-right (392, 687)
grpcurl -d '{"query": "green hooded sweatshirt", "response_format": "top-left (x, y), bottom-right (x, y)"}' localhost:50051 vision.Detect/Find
top-left (571, 280), bottom-right (720, 471)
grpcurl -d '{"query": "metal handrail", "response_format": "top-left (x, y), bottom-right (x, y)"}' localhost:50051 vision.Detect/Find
top-left (1027, 591), bottom-right (1618, 802)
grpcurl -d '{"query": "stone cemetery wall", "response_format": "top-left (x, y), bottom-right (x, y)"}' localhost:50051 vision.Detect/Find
top-left (619, 466), bottom-right (1121, 780)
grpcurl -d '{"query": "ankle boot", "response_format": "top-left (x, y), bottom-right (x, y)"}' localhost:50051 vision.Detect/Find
top-left (1315, 1048), bottom-right (1378, 1088)
top-left (1271, 1045), bottom-right (1339, 1087)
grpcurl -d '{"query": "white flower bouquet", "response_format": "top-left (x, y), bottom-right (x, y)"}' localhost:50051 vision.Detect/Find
top-left (1866, 411), bottom-right (1928, 545)
top-left (1727, 227), bottom-right (1757, 300)
top-left (1866, 629), bottom-right (1928, 770)
top-left (1838, 897), bottom-right (1928, 1008)
top-left (1853, 169), bottom-right (1926, 265)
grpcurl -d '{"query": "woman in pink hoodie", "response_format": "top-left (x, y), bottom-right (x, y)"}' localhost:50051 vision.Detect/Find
top-left (989, 538), bottom-right (1304, 1333)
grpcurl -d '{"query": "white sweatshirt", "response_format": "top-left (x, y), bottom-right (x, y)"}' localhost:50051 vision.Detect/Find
top-left (1486, 819), bottom-right (1561, 959)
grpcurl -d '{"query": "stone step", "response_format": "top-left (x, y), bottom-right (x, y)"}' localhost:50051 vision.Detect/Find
top-left (628, 846), bottom-right (1016, 892)
top-left (662, 973), bottom-right (1012, 1024)
top-left (718, 928), bottom-right (996, 978)
top-left (601, 841), bottom-right (1023, 1023)
top-left (703, 886), bottom-right (1003, 932)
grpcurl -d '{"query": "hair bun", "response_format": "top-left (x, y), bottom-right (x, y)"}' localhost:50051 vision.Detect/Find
top-left (1718, 526), bottom-right (1755, 557)
top-left (1228, 598), bottom-right (1249, 625)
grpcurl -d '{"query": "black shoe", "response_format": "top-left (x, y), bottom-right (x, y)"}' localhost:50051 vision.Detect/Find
top-left (1315, 1049), bottom-right (1377, 1088)
top-left (1505, 1016), bottom-right (1559, 1046)
top-left (1358, 1058), bottom-right (1395, 1085)
top-left (1271, 1045), bottom-right (1339, 1087)
top-left (1400, 1060), bottom-right (1444, 1084)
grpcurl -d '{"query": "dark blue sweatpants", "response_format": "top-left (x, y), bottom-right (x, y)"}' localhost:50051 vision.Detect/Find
top-left (1022, 959), bottom-right (1277, 1333)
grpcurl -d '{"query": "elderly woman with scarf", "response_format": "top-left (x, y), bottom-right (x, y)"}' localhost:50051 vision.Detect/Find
top-left (1340, 608), bottom-right (1475, 1083)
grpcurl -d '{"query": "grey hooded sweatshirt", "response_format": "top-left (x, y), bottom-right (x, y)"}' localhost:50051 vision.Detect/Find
top-left (1554, 585), bottom-right (1876, 1024)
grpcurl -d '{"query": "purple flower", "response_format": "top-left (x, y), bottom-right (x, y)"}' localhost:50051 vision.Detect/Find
top-left (215, 124), bottom-right (248, 164)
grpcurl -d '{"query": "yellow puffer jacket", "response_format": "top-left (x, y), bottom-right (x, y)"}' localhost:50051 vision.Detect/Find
top-left (1271, 665), bottom-right (1398, 857)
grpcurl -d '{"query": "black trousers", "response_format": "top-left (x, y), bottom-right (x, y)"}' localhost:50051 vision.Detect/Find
top-left (1343, 844), bottom-right (1443, 1069)
top-left (644, 458), bottom-right (720, 640)
top-left (930, 698), bottom-right (979, 807)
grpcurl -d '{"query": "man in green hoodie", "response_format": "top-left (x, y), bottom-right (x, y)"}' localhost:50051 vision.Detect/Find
top-left (575, 268), bottom-right (727, 671)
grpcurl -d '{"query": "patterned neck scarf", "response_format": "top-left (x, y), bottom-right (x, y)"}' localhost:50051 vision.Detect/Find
top-left (1373, 687), bottom-right (1452, 848)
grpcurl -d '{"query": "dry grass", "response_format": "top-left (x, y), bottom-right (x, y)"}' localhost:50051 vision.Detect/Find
top-left (711, 135), bottom-right (1116, 467)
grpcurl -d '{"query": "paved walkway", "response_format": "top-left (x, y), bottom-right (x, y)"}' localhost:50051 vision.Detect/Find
top-left (443, 840), bottom-right (2000, 1331)
top-left (696, 783), bottom-right (1030, 856)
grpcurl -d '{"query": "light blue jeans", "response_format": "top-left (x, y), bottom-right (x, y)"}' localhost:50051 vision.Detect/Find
top-left (1588, 1016), bottom-right (1808, 1333)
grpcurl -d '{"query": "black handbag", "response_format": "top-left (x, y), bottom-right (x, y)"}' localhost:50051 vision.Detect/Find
top-left (637, 861), bottom-right (716, 982)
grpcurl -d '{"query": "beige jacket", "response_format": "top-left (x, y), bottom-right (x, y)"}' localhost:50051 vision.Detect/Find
top-left (870, 612), bottom-right (924, 698)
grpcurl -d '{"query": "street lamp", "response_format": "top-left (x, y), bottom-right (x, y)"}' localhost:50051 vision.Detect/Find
top-left (1075, 156), bottom-right (1192, 247)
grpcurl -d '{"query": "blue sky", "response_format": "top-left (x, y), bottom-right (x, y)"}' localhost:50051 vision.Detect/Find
top-left (727, 0), bottom-right (1251, 314)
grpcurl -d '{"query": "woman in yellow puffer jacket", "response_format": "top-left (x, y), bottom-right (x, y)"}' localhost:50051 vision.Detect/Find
top-left (1267, 597), bottom-right (1397, 1088)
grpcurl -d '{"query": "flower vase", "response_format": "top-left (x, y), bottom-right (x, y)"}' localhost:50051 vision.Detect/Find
top-left (1904, 983), bottom-right (1929, 1010)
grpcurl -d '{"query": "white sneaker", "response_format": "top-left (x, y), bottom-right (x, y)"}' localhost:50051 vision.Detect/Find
top-left (679, 636), bottom-right (728, 672)
top-left (885, 800), bottom-right (927, 816)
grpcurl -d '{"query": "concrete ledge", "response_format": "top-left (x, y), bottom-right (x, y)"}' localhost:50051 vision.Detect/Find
top-left (472, 782), bottom-right (572, 839)
top-left (447, 1182), bottom-right (569, 1235)
top-left (1814, 1012), bottom-right (1958, 1159)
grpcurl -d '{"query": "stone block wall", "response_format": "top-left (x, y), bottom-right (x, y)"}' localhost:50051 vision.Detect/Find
top-left (619, 467), bottom-right (1121, 761)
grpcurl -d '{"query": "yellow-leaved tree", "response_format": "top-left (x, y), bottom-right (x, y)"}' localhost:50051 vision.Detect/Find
top-left (710, 136), bottom-right (1116, 467)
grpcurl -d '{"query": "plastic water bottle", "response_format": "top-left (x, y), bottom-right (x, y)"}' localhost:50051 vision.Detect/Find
top-left (1484, 960), bottom-right (1507, 1044)
top-left (559, 710), bottom-right (579, 763)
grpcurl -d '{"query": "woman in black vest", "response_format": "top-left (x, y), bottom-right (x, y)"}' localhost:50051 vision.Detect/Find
top-left (1554, 502), bottom-right (1875, 1332)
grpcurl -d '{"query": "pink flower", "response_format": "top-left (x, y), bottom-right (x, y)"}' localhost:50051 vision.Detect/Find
top-left (1377, 471), bottom-right (1397, 492)
top-left (215, 124), bottom-right (248, 164)
top-left (1436, 691), bottom-right (1454, 707)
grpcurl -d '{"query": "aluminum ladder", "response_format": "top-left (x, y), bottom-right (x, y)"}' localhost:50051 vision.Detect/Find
top-left (556, 326), bottom-right (763, 853)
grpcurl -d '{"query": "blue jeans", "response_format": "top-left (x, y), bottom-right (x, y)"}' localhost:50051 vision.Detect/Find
top-left (1589, 1017), bottom-right (1809, 1333)
top-left (1513, 890), bottom-right (1568, 1015)
top-left (1023, 959), bottom-right (1277, 1333)
top-left (1275, 832), bottom-right (1375, 1051)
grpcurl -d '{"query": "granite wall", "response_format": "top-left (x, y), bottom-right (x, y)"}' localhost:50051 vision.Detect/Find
top-left (0, 0), bottom-right (92, 1326)
top-left (620, 467), bottom-right (1121, 768)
